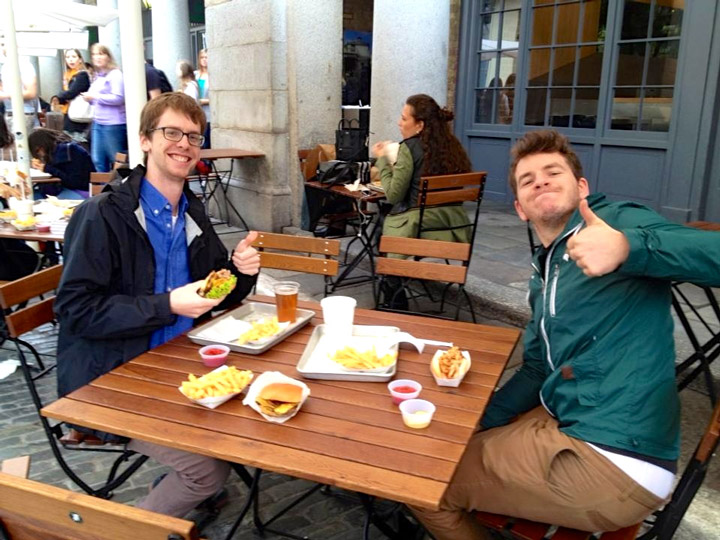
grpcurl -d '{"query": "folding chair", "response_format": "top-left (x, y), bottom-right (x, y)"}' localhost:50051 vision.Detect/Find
top-left (89, 172), bottom-right (113, 197)
top-left (251, 232), bottom-right (340, 297)
top-left (475, 398), bottom-right (720, 540)
top-left (0, 266), bottom-right (148, 500)
top-left (375, 236), bottom-right (474, 321)
top-left (0, 464), bottom-right (200, 540)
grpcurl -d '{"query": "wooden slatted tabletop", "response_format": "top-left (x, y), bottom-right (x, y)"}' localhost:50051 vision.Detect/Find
top-left (0, 223), bottom-right (65, 243)
top-left (42, 296), bottom-right (520, 510)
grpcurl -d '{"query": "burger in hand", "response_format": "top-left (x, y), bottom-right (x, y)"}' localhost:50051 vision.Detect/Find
top-left (255, 383), bottom-right (303, 417)
top-left (198, 269), bottom-right (237, 299)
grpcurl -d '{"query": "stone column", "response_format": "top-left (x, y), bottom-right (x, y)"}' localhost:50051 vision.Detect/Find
top-left (39, 52), bottom-right (63, 101)
top-left (97, 0), bottom-right (122, 67)
top-left (150, 0), bottom-right (191, 89)
top-left (369, 0), bottom-right (450, 143)
top-left (206, 0), bottom-right (342, 231)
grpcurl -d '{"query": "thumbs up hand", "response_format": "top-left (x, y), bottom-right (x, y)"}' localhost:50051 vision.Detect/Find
top-left (232, 230), bottom-right (260, 275)
top-left (566, 199), bottom-right (630, 277)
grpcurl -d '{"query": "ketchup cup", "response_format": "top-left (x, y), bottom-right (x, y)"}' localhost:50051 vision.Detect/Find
top-left (388, 379), bottom-right (422, 405)
top-left (199, 344), bottom-right (230, 368)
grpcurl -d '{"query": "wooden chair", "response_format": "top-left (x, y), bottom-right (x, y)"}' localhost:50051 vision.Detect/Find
top-left (89, 171), bottom-right (114, 197)
top-left (0, 458), bottom-right (200, 540)
top-left (475, 398), bottom-right (720, 540)
top-left (251, 232), bottom-right (340, 297)
top-left (112, 152), bottom-right (128, 171)
top-left (375, 236), bottom-right (475, 321)
top-left (0, 266), bottom-right (148, 499)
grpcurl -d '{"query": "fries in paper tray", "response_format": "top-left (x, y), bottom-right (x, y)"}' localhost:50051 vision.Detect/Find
top-left (243, 371), bottom-right (310, 423)
top-left (179, 365), bottom-right (254, 409)
top-left (329, 345), bottom-right (397, 373)
top-left (430, 347), bottom-right (471, 387)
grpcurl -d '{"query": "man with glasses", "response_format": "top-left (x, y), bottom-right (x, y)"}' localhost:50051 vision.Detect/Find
top-left (55, 93), bottom-right (260, 522)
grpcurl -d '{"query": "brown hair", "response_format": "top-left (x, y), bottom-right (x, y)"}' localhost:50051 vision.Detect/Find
top-left (139, 92), bottom-right (207, 138)
top-left (89, 43), bottom-right (118, 72)
top-left (508, 129), bottom-right (584, 196)
top-left (177, 60), bottom-right (196, 82)
top-left (64, 49), bottom-right (86, 72)
top-left (29, 128), bottom-right (72, 163)
top-left (405, 94), bottom-right (471, 176)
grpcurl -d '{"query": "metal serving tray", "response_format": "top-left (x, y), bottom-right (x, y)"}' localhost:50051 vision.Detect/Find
top-left (296, 324), bottom-right (399, 382)
top-left (188, 302), bottom-right (314, 354)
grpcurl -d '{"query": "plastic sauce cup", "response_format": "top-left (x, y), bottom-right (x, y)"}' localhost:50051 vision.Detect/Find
top-left (388, 379), bottom-right (421, 405)
top-left (399, 399), bottom-right (436, 429)
top-left (199, 344), bottom-right (230, 367)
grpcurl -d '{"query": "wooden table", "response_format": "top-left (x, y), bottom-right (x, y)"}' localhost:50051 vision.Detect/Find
top-left (305, 181), bottom-right (386, 292)
top-left (196, 148), bottom-right (266, 231)
top-left (0, 223), bottom-right (64, 243)
top-left (42, 296), bottom-right (520, 535)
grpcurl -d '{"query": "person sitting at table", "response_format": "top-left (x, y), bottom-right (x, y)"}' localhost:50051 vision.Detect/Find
top-left (371, 93), bottom-right (472, 308)
top-left (54, 92), bottom-right (261, 522)
top-left (410, 129), bottom-right (720, 540)
top-left (28, 128), bottom-right (95, 199)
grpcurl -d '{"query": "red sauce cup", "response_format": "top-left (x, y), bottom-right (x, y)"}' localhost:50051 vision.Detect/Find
top-left (199, 344), bottom-right (230, 367)
top-left (387, 379), bottom-right (422, 406)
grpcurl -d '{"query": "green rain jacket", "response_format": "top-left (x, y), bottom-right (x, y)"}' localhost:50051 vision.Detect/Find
top-left (482, 194), bottom-right (720, 461)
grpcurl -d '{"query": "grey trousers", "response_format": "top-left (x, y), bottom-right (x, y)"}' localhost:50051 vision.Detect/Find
top-left (127, 439), bottom-right (230, 518)
top-left (410, 407), bottom-right (665, 540)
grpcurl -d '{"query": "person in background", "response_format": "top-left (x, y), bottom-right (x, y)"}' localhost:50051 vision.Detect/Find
top-left (0, 114), bottom-right (13, 152)
top-left (0, 44), bottom-right (40, 135)
top-left (177, 61), bottom-right (199, 102)
top-left (194, 49), bottom-right (211, 148)
top-left (144, 60), bottom-right (163, 101)
top-left (371, 93), bottom-right (473, 309)
top-left (54, 49), bottom-right (92, 142)
top-left (82, 44), bottom-right (126, 172)
top-left (29, 128), bottom-right (95, 199)
top-left (54, 92), bottom-right (260, 521)
top-left (410, 130), bottom-right (720, 539)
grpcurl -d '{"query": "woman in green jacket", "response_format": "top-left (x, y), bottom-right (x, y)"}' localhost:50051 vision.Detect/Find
top-left (372, 94), bottom-right (473, 308)
top-left (372, 93), bottom-right (472, 241)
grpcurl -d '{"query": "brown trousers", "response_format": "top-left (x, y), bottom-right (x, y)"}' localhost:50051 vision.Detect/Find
top-left (411, 407), bottom-right (665, 540)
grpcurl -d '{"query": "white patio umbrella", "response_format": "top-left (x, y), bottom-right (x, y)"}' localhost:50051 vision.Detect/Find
top-left (1, 0), bottom-right (145, 198)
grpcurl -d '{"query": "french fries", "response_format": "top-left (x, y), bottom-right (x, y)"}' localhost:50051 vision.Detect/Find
top-left (330, 346), bottom-right (397, 370)
top-left (180, 366), bottom-right (253, 400)
top-left (236, 317), bottom-right (282, 344)
top-left (434, 346), bottom-right (465, 378)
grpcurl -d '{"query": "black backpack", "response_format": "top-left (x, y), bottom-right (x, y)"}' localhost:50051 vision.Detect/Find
top-left (156, 69), bottom-right (173, 93)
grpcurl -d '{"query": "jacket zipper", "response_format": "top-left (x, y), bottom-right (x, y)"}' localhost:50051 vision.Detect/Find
top-left (549, 264), bottom-right (560, 317)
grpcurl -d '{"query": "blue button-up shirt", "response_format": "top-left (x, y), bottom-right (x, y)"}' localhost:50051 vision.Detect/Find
top-left (140, 179), bottom-right (193, 348)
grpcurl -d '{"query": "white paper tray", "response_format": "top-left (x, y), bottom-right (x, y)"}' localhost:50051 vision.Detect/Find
top-left (188, 302), bottom-right (314, 354)
top-left (296, 325), bottom-right (399, 382)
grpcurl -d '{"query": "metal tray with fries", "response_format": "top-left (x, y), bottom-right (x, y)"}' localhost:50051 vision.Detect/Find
top-left (296, 324), bottom-right (400, 382)
top-left (188, 302), bottom-right (315, 354)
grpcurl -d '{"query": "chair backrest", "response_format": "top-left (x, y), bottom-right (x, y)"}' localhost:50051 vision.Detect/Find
top-left (376, 236), bottom-right (470, 285)
top-left (89, 172), bottom-right (113, 197)
top-left (0, 471), bottom-right (199, 540)
top-left (113, 152), bottom-right (128, 171)
top-left (252, 232), bottom-right (340, 277)
top-left (0, 265), bottom-right (62, 338)
top-left (416, 171), bottom-right (487, 239)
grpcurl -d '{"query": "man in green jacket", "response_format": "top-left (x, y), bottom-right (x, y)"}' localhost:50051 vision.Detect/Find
top-left (411, 130), bottom-right (720, 540)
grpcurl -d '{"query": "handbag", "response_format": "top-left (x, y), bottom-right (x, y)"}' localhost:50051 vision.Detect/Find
top-left (67, 96), bottom-right (93, 123)
top-left (317, 160), bottom-right (357, 187)
top-left (335, 118), bottom-right (368, 161)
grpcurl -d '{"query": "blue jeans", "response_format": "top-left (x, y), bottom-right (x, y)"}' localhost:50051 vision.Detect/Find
top-left (91, 123), bottom-right (127, 173)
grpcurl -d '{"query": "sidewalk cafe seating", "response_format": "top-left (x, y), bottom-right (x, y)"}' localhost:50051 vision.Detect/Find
top-left (375, 236), bottom-right (476, 321)
top-left (475, 395), bottom-right (720, 540)
top-left (0, 266), bottom-right (148, 499)
top-left (0, 457), bottom-right (200, 540)
top-left (251, 231), bottom-right (340, 297)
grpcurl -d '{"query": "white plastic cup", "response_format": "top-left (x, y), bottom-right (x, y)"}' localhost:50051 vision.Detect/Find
top-left (320, 296), bottom-right (357, 338)
top-left (399, 399), bottom-right (436, 429)
top-left (15, 199), bottom-right (34, 220)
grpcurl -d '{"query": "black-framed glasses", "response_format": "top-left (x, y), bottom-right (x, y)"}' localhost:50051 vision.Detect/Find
top-left (151, 127), bottom-right (205, 147)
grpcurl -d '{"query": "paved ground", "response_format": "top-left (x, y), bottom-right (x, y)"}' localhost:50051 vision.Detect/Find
top-left (0, 201), bottom-right (718, 539)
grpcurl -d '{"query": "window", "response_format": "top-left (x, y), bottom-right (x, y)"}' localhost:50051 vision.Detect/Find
top-left (525, 0), bottom-right (609, 129)
top-left (474, 1), bottom-right (521, 124)
top-left (611, 0), bottom-right (683, 132)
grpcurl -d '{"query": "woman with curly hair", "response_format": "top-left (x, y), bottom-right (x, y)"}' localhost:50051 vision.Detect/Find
top-left (372, 93), bottom-right (473, 242)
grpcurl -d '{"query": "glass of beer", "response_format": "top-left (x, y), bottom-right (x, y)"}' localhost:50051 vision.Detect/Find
top-left (274, 281), bottom-right (300, 323)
